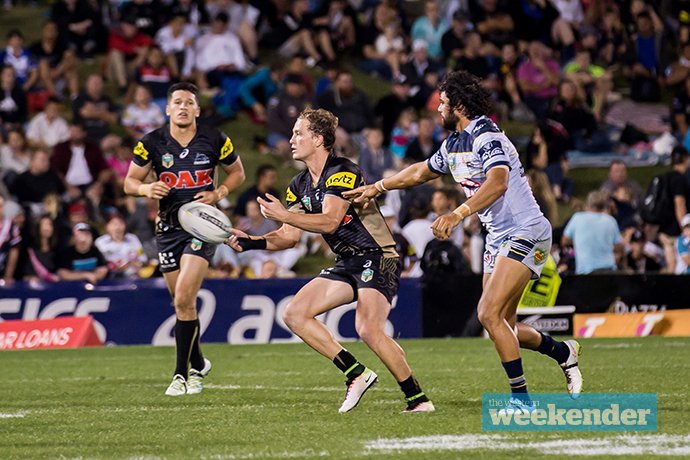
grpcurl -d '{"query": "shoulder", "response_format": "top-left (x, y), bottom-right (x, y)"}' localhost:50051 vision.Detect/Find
top-left (94, 234), bottom-right (110, 246)
top-left (325, 157), bottom-right (362, 184)
top-left (470, 117), bottom-right (502, 143)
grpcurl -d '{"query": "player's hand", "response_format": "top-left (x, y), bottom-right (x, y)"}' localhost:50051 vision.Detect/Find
top-left (431, 212), bottom-right (462, 240)
top-left (143, 181), bottom-right (170, 200)
top-left (342, 184), bottom-right (381, 209)
top-left (257, 194), bottom-right (287, 221)
top-left (225, 228), bottom-right (249, 252)
top-left (194, 190), bottom-right (221, 205)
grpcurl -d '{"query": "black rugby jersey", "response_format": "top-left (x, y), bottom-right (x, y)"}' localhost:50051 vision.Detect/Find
top-left (132, 123), bottom-right (238, 227)
top-left (286, 154), bottom-right (397, 258)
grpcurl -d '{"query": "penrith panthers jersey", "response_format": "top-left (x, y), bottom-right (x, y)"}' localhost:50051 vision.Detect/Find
top-left (132, 123), bottom-right (238, 227)
top-left (286, 154), bottom-right (397, 259)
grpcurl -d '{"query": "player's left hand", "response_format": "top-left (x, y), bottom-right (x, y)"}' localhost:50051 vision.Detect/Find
top-left (257, 194), bottom-right (287, 221)
top-left (431, 212), bottom-right (463, 240)
top-left (194, 190), bottom-right (221, 205)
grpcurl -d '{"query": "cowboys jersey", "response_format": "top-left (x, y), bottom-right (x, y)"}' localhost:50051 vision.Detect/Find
top-left (132, 123), bottom-right (238, 227)
top-left (286, 154), bottom-right (397, 258)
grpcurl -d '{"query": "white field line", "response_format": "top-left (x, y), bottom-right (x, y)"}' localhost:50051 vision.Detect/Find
top-left (0, 413), bottom-right (24, 418)
top-left (364, 434), bottom-right (690, 456)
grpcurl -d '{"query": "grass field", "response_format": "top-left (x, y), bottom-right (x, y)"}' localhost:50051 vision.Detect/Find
top-left (1, 336), bottom-right (689, 459)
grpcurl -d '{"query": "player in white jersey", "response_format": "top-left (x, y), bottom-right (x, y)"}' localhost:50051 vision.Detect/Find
top-left (345, 71), bottom-right (582, 414)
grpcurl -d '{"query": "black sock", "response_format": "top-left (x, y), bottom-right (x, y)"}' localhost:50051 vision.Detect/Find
top-left (174, 319), bottom-right (199, 380)
top-left (333, 349), bottom-right (365, 379)
top-left (190, 319), bottom-right (205, 371)
top-left (536, 332), bottom-right (570, 364)
top-left (501, 358), bottom-right (530, 403)
top-left (399, 375), bottom-right (429, 406)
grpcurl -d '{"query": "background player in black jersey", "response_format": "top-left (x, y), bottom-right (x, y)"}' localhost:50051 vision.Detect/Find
top-left (226, 109), bottom-right (433, 413)
top-left (124, 82), bottom-right (245, 396)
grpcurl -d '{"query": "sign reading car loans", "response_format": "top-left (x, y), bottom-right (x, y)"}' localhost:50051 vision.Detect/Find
top-left (482, 393), bottom-right (657, 431)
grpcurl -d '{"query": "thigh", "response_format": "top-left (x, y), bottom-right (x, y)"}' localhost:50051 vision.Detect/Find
top-left (481, 255), bottom-right (533, 318)
top-left (496, 220), bottom-right (552, 280)
top-left (163, 270), bottom-right (180, 297)
top-left (289, 277), bottom-right (356, 318)
top-left (355, 288), bottom-right (391, 330)
top-left (174, 253), bottom-right (210, 300)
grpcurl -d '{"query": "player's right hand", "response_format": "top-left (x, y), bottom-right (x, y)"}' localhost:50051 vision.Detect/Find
top-left (225, 228), bottom-right (249, 252)
top-left (342, 184), bottom-right (380, 209)
top-left (145, 181), bottom-right (171, 200)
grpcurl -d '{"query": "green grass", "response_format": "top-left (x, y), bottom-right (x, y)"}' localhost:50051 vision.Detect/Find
top-left (1, 337), bottom-right (689, 459)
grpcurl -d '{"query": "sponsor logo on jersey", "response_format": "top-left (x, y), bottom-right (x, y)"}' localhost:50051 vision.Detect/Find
top-left (180, 148), bottom-right (189, 159)
top-left (191, 238), bottom-right (202, 251)
top-left (361, 268), bottom-right (373, 283)
top-left (448, 155), bottom-right (456, 170)
top-left (325, 172), bottom-right (357, 189)
top-left (501, 239), bottom-right (510, 248)
top-left (479, 140), bottom-right (504, 159)
top-left (534, 248), bottom-right (546, 264)
top-left (133, 142), bottom-right (149, 160)
top-left (286, 187), bottom-right (296, 202)
top-left (162, 153), bottom-right (174, 168)
top-left (363, 259), bottom-right (372, 268)
top-left (159, 169), bottom-right (213, 189)
top-left (220, 137), bottom-right (234, 160)
top-left (301, 196), bottom-right (312, 211)
top-left (341, 214), bottom-right (353, 226)
top-left (194, 153), bottom-right (210, 165)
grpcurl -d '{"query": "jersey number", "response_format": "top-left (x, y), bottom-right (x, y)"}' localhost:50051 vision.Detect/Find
top-left (159, 169), bottom-right (213, 189)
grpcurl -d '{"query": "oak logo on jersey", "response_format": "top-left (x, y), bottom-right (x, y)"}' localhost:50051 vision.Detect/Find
top-left (301, 196), bottom-right (312, 211)
top-left (162, 153), bottom-right (174, 168)
top-left (133, 142), bottom-right (149, 160)
top-left (286, 187), bottom-right (296, 202)
top-left (159, 169), bottom-right (213, 189)
top-left (325, 172), bottom-right (357, 189)
top-left (220, 137), bottom-right (234, 160)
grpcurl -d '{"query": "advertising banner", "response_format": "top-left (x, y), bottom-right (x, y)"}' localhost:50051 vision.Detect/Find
top-left (574, 309), bottom-right (690, 338)
top-left (0, 316), bottom-right (103, 350)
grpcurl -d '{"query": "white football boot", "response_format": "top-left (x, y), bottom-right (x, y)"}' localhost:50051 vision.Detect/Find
top-left (338, 368), bottom-right (378, 413)
top-left (165, 374), bottom-right (187, 396)
top-left (187, 358), bottom-right (212, 395)
top-left (560, 339), bottom-right (583, 399)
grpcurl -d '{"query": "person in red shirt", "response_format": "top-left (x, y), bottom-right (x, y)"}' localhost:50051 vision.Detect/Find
top-left (106, 15), bottom-right (154, 94)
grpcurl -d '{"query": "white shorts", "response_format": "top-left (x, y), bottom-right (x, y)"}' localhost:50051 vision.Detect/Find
top-left (483, 217), bottom-right (552, 280)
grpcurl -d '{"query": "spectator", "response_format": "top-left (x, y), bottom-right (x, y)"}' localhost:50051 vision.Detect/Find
top-left (106, 16), bottom-right (155, 94)
top-left (0, 126), bottom-right (30, 188)
top-left (672, 74), bottom-right (690, 140)
top-left (563, 48), bottom-right (612, 121)
top-left (238, 62), bottom-right (286, 124)
top-left (23, 215), bottom-right (59, 282)
top-left (599, 7), bottom-right (627, 67)
top-left (317, 69), bottom-right (374, 134)
top-left (51, 123), bottom-right (110, 199)
top-left (401, 198), bottom-right (434, 277)
top-left (389, 107), bottom-right (418, 159)
top-left (512, 0), bottom-right (571, 53)
top-left (57, 222), bottom-right (108, 283)
top-left (26, 96), bottom-right (70, 149)
top-left (675, 214), bottom-right (690, 274)
top-left (0, 196), bottom-right (21, 284)
top-left (95, 214), bottom-right (147, 278)
top-left (517, 41), bottom-right (561, 120)
top-left (155, 14), bottom-right (198, 78)
top-left (164, 0), bottom-right (209, 28)
top-left (525, 120), bottom-right (571, 201)
top-left (610, 186), bottom-right (637, 229)
top-left (134, 45), bottom-right (173, 113)
top-left (308, 0), bottom-right (356, 63)
top-left (266, 73), bottom-right (316, 160)
top-left (233, 164), bottom-right (280, 218)
top-left (441, 10), bottom-right (470, 63)
top-left (30, 21), bottom-right (79, 100)
top-left (360, 4), bottom-right (399, 80)
top-left (665, 42), bottom-right (690, 88)
top-left (51, 0), bottom-right (103, 59)
top-left (623, 229), bottom-right (662, 274)
top-left (315, 61), bottom-right (339, 96)
top-left (188, 12), bottom-right (247, 89)
top-left (623, 11), bottom-right (667, 103)
top-left (358, 127), bottom-right (395, 184)
top-left (380, 205), bottom-right (418, 277)
top-left (375, 75), bottom-right (413, 147)
top-left (0, 65), bottom-right (27, 129)
top-left (107, 137), bottom-right (134, 207)
top-left (72, 74), bottom-right (119, 143)
top-left (404, 115), bottom-right (442, 163)
top-left (411, 0), bottom-right (450, 62)
top-left (400, 39), bottom-right (443, 100)
top-left (0, 29), bottom-right (38, 92)
top-left (526, 168), bottom-right (558, 226)
top-left (9, 149), bottom-right (65, 206)
top-left (600, 161), bottom-right (645, 210)
top-left (469, 0), bottom-right (514, 48)
top-left (563, 190), bottom-right (624, 274)
top-left (427, 188), bottom-right (463, 249)
top-left (372, 21), bottom-right (407, 80)
top-left (498, 41), bottom-right (532, 122)
top-left (261, 0), bottom-right (322, 65)
top-left (119, 0), bottom-right (163, 39)
top-left (206, 0), bottom-right (261, 63)
top-left (454, 31), bottom-right (494, 82)
top-left (123, 86), bottom-right (165, 139)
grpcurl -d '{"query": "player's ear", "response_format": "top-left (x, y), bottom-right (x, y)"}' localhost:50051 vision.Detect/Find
top-left (165, 104), bottom-right (170, 117)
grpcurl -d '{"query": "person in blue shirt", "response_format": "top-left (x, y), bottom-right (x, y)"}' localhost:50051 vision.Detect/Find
top-left (563, 191), bottom-right (624, 274)
top-left (238, 62), bottom-right (285, 124)
top-left (0, 29), bottom-right (38, 92)
top-left (410, 1), bottom-right (449, 61)
top-left (675, 214), bottom-right (690, 273)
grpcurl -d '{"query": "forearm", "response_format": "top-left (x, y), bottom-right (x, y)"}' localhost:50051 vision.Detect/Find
top-left (220, 166), bottom-right (245, 196)
top-left (4, 248), bottom-right (19, 280)
top-left (124, 176), bottom-right (150, 196)
top-left (379, 162), bottom-right (437, 191)
top-left (282, 211), bottom-right (341, 234)
top-left (94, 267), bottom-right (108, 281)
top-left (58, 269), bottom-right (91, 281)
top-left (456, 173), bottom-right (507, 216)
top-left (243, 225), bottom-right (300, 251)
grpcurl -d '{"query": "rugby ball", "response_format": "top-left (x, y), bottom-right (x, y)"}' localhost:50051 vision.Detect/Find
top-left (178, 202), bottom-right (232, 244)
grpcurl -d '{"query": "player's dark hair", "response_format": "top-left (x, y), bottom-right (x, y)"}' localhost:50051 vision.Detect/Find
top-left (256, 164), bottom-right (276, 180)
top-left (438, 70), bottom-right (492, 120)
top-left (298, 108), bottom-right (338, 152)
top-left (167, 82), bottom-right (199, 104)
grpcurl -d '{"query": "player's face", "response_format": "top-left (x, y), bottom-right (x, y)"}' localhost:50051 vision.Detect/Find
top-left (166, 90), bottom-right (200, 128)
top-left (290, 117), bottom-right (318, 161)
top-left (438, 91), bottom-right (460, 131)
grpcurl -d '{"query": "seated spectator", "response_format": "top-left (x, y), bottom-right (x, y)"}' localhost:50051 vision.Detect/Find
top-left (373, 21), bottom-right (407, 80)
top-left (315, 62), bottom-right (338, 97)
top-left (30, 21), bottom-right (79, 100)
top-left (359, 127), bottom-right (395, 184)
top-left (525, 120), bottom-right (572, 200)
top-left (517, 41), bottom-right (560, 120)
top-left (404, 114), bottom-right (442, 163)
top-left (286, 55), bottom-right (314, 94)
top-left (23, 214), bottom-right (59, 282)
top-left (623, 229), bottom-right (663, 273)
top-left (72, 74), bottom-right (119, 143)
top-left (0, 126), bottom-right (30, 188)
top-left (57, 222), bottom-right (108, 283)
top-left (563, 190), bottom-right (624, 274)
top-left (164, 0), bottom-right (209, 29)
top-left (51, 123), bottom-right (110, 199)
top-left (26, 96), bottom-right (70, 149)
top-left (563, 49), bottom-right (612, 121)
top-left (497, 41), bottom-right (532, 122)
top-left (514, 0), bottom-right (573, 55)
top-left (0, 195), bottom-right (21, 284)
top-left (51, 0), bottom-right (104, 59)
top-left (134, 46), bottom-right (173, 114)
top-left (233, 164), bottom-right (280, 218)
top-left (0, 29), bottom-right (38, 92)
top-left (107, 137), bottom-right (134, 200)
top-left (401, 199), bottom-right (434, 277)
top-left (310, 0), bottom-right (357, 62)
top-left (123, 86), bottom-right (165, 140)
top-left (400, 40), bottom-right (444, 101)
top-left (106, 16), bottom-right (155, 94)
top-left (411, 0), bottom-right (449, 62)
top-left (266, 73), bottom-right (316, 160)
top-left (317, 69), bottom-right (374, 135)
top-left (610, 185), bottom-right (637, 229)
top-left (599, 161), bottom-right (644, 210)
top-left (454, 31), bottom-right (495, 83)
top-left (665, 42), bottom-right (690, 88)
top-left (598, 7), bottom-right (627, 67)
top-left (187, 12), bottom-right (247, 89)
top-left (95, 213), bottom-right (147, 278)
top-left (206, 0), bottom-right (260, 63)
top-left (381, 204), bottom-right (418, 277)
top-left (262, 0), bottom-right (322, 65)
top-left (441, 10), bottom-right (470, 64)
top-left (238, 62), bottom-right (286, 124)
top-left (375, 75), bottom-right (413, 147)
top-left (155, 14), bottom-right (198, 78)
top-left (672, 75), bottom-right (690, 141)
top-left (0, 65), bottom-right (27, 130)
top-left (9, 149), bottom-right (65, 206)
top-left (675, 214), bottom-right (690, 274)
top-left (469, 0), bottom-right (514, 48)
top-left (119, 0), bottom-right (163, 39)
top-left (389, 107), bottom-right (418, 159)
top-left (526, 168), bottom-right (558, 226)
top-left (360, 4), bottom-right (399, 80)
top-left (623, 11), bottom-right (667, 103)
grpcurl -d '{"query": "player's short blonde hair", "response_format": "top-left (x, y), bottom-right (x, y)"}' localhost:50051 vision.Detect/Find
top-left (298, 108), bottom-right (338, 152)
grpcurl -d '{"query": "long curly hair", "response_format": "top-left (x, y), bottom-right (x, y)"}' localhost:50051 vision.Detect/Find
top-left (438, 70), bottom-right (492, 120)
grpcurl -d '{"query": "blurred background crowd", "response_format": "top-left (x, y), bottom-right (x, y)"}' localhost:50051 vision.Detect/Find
top-left (1, 0), bottom-right (690, 284)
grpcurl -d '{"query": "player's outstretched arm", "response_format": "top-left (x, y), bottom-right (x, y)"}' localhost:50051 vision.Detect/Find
top-left (226, 224), bottom-right (302, 252)
top-left (343, 161), bottom-right (440, 207)
top-left (260, 194), bottom-right (349, 235)
top-left (194, 158), bottom-right (246, 205)
top-left (124, 162), bottom-right (170, 199)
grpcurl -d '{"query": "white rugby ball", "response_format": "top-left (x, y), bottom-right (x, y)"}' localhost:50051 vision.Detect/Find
top-left (178, 202), bottom-right (232, 244)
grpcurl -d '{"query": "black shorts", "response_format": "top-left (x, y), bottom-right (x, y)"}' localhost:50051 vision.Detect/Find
top-left (317, 253), bottom-right (401, 303)
top-left (156, 225), bottom-right (216, 273)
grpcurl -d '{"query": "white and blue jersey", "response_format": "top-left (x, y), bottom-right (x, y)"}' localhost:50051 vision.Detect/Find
top-left (427, 116), bottom-right (551, 278)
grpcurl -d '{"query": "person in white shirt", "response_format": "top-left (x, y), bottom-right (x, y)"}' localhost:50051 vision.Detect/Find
top-left (155, 14), bottom-right (198, 78)
top-left (26, 97), bottom-right (70, 149)
top-left (401, 200), bottom-right (434, 278)
top-left (0, 126), bottom-right (31, 188)
top-left (95, 213), bottom-right (147, 278)
top-left (123, 86), bottom-right (165, 139)
top-left (206, 0), bottom-right (260, 63)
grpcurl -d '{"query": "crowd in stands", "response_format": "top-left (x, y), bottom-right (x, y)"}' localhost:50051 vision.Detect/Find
top-left (2, 0), bottom-right (690, 285)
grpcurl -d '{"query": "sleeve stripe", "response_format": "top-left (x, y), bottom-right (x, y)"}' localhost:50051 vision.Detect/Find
top-left (427, 158), bottom-right (444, 175)
top-left (485, 161), bottom-right (511, 172)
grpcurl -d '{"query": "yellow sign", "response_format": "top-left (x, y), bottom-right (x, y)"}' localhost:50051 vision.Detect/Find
top-left (220, 137), bottom-right (234, 160)
top-left (518, 255), bottom-right (561, 308)
top-left (286, 187), bottom-right (296, 202)
top-left (133, 142), bottom-right (149, 161)
top-left (325, 172), bottom-right (357, 189)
